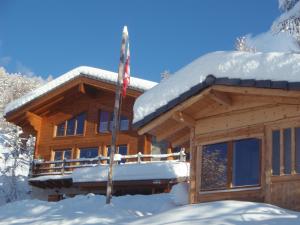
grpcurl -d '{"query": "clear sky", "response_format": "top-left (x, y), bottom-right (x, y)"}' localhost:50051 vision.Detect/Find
top-left (0, 0), bottom-right (280, 82)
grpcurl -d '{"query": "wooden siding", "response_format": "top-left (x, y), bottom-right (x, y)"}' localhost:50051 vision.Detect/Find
top-left (6, 79), bottom-right (151, 164)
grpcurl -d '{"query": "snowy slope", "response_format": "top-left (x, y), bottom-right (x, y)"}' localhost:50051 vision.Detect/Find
top-left (0, 193), bottom-right (299, 225)
top-left (4, 66), bottom-right (157, 116)
top-left (133, 51), bottom-right (300, 124)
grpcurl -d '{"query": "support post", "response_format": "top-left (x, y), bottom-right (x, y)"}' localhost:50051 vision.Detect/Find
top-left (188, 127), bottom-right (197, 204)
top-left (106, 26), bottom-right (128, 204)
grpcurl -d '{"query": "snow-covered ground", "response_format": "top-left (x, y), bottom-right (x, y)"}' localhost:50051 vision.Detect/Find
top-left (0, 192), bottom-right (299, 225)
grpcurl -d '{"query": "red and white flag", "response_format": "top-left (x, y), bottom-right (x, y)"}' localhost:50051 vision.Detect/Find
top-left (122, 41), bottom-right (130, 97)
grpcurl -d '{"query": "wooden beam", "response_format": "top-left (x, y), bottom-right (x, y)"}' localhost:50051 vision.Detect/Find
top-left (208, 90), bottom-right (232, 106)
top-left (172, 112), bottom-right (195, 128)
top-left (78, 83), bottom-right (86, 94)
top-left (189, 127), bottom-right (197, 204)
top-left (137, 88), bottom-right (212, 135)
top-left (156, 122), bottom-right (186, 142)
top-left (212, 85), bottom-right (300, 98)
top-left (171, 133), bottom-right (190, 147)
top-left (26, 111), bottom-right (42, 132)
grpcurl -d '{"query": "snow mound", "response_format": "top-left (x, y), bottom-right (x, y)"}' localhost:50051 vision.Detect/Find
top-left (0, 194), bottom-right (299, 225)
top-left (72, 161), bottom-right (190, 183)
top-left (169, 183), bottom-right (188, 206)
top-left (133, 51), bottom-right (300, 124)
top-left (4, 66), bottom-right (157, 116)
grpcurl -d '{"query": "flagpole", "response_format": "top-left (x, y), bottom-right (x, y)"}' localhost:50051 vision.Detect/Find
top-left (106, 26), bottom-right (128, 204)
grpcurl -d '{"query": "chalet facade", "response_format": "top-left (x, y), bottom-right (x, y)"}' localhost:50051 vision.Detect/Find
top-left (133, 52), bottom-right (300, 211)
top-left (4, 66), bottom-right (189, 200)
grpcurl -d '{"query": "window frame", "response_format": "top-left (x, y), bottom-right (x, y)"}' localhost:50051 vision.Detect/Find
top-left (200, 138), bottom-right (262, 192)
top-left (270, 121), bottom-right (300, 177)
top-left (98, 109), bottom-right (131, 134)
top-left (54, 112), bottom-right (86, 137)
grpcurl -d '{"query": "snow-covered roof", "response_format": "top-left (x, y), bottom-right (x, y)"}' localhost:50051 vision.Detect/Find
top-left (72, 161), bottom-right (189, 183)
top-left (4, 66), bottom-right (157, 116)
top-left (133, 51), bottom-right (300, 127)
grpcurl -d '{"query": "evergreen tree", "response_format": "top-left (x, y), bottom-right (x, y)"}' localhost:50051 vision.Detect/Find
top-left (273, 0), bottom-right (300, 45)
top-left (0, 67), bottom-right (45, 204)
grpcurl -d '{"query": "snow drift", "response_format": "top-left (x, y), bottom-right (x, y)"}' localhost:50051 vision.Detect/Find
top-left (72, 161), bottom-right (190, 183)
top-left (0, 193), bottom-right (299, 225)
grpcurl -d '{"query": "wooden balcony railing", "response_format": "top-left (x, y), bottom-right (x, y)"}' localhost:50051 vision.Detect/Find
top-left (30, 150), bottom-right (186, 177)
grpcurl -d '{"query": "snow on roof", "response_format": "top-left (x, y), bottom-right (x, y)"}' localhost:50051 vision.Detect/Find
top-left (72, 161), bottom-right (189, 183)
top-left (133, 51), bottom-right (300, 125)
top-left (4, 66), bottom-right (157, 116)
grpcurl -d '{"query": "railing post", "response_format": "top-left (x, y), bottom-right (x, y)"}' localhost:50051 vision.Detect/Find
top-left (98, 155), bottom-right (102, 165)
top-left (61, 159), bottom-right (66, 175)
top-left (180, 148), bottom-right (186, 162)
top-left (137, 152), bottom-right (142, 163)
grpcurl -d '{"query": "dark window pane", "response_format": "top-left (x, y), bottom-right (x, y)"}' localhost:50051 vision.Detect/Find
top-left (109, 113), bottom-right (114, 131)
top-left (296, 128), bottom-right (300, 173)
top-left (284, 128), bottom-right (292, 174)
top-left (272, 130), bottom-right (280, 175)
top-left (54, 151), bottom-right (63, 168)
top-left (107, 146), bottom-right (111, 163)
top-left (76, 113), bottom-right (85, 135)
top-left (64, 150), bottom-right (72, 160)
top-left (120, 115), bottom-right (129, 131)
top-left (99, 111), bottom-right (110, 133)
top-left (118, 145), bottom-right (127, 163)
top-left (56, 123), bottom-right (65, 136)
top-left (80, 147), bottom-right (98, 159)
top-left (151, 136), bottom-right (169, 161)
top-left (66, 118), bottom-right (76, 135)
top-left (233, 139), bottom-right (260, 187)
top-left (54, 151), bottom-right (63, 160)
top-left (201, 142), bottom-right (228, 190)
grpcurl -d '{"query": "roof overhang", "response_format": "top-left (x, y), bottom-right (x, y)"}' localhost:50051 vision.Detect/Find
top-left (134, 75), bottom-right (300, 147)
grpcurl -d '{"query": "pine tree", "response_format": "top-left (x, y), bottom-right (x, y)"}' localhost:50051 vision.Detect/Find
top-left (0, 67), bottom-right (45, 204)
top-left (273, 0), bottom-right (300, 45)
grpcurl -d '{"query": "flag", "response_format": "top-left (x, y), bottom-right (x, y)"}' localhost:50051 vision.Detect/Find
top-left (122, 41), bottom-right (130, 97)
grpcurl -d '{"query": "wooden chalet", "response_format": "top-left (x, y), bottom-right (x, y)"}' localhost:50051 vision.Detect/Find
top-left (134, 74), bottom-right (300, 211)
top-left (4, 66), bottom-right (188, 201)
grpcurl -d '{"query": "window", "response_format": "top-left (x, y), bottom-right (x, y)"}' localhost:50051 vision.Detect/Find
top-left (201, 143), bottom-right (228, 190)
top-left (284, 128), bottom-right (292, 174)
top-left (151, 136), bottom-right (169, 161)
top-left (79, 147), bottom-right (99, 159)
top-left (55, 112), bottom-right (86, 137)
top-left (66, 117), bottom-right (76, 136)
top-left (54, 149), bottom-right (72, 160)
top-left (120, 115), bottom-right (129, 131)
top-left (272, 126), bottom-right (300, 175)
top-left (107, 145), bottom-right (128, 163)
top-left (201, 138), bottom-right (260, 191)
top-left (54, 149), bottom-right (72, 168)
top-left (272, 130), bottom-right (280, 175)
top-left (99, 110), bottom-right (130, 133)
top-left (233, 139), bottom-right (260, 186)
top-left (56, 122), bottom-right (65, 136)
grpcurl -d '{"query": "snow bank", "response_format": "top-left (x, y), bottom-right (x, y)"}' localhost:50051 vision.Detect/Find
top-left (133, 51), bottom-right (300, 124)
top-left (4, 66), bottom-right (157, 116)
top-left (72, 161), bottom-right (189, 183)
top-left (169, 183), bottom-right (188, 206)
top-left (0, 194), bottom-right (299, 225)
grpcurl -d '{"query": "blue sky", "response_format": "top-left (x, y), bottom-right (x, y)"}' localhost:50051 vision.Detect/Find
top-left (0, 0), bottom-right (280, 82)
